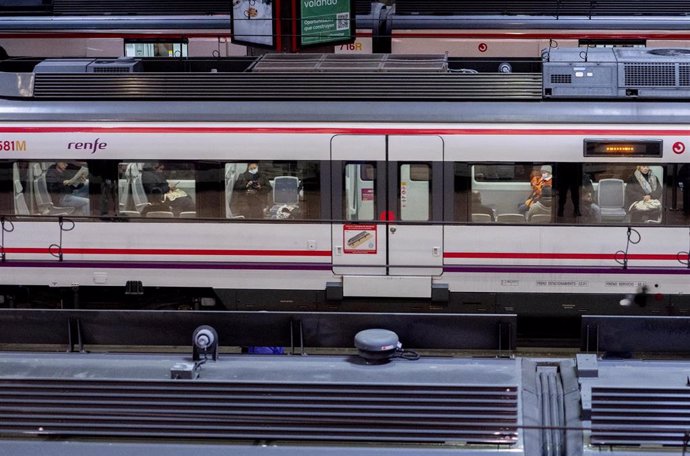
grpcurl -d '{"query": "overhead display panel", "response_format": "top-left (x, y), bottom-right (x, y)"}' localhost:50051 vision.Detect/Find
top-left (231, 0), bottom-right (275, 48)
top-left (300, 0), bottom-right (354, 47)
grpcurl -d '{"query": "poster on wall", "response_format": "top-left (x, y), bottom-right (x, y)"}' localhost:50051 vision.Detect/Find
top-left (343, 224), bottom-right (377, 254)
top-left (231, 0), bottom-right (275, 48)
top-left (300, 0), bottom-right (355, 47)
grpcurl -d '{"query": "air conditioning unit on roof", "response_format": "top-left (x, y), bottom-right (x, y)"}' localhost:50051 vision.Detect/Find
top-left (543, 47), bottom-right (690, 99)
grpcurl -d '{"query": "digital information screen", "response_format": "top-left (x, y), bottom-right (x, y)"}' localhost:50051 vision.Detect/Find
top-left (584, 139), bottom-right (663, 158)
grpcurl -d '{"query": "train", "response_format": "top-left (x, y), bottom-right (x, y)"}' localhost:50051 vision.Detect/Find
top-left (0, 48), bottom-right (690, 320)
top-left (4, 1), bottom-right (690, 59)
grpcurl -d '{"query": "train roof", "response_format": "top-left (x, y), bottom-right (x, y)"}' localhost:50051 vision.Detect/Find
top-left (1, 50), bottom-right (690, 123)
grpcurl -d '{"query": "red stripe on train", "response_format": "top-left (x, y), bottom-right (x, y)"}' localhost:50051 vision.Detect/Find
top-left (444, 252), bottom-right (680, 260)
top-left (0, 126), bottom-right (688, 136)
top-left (4, 248), bottom-right (332, 257)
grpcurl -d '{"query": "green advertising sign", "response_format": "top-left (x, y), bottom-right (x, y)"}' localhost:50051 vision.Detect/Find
top-left (300, 0), bottom-right (352, 46)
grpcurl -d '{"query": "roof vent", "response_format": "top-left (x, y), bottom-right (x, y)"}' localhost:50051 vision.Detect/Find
top-left (251, 53), bottom-right (448, 73)
top-left (87, 57), bottom-right (142, 73)
top-left (648, 48), bottom-right (690, 56)
top-left (354, 329), bottom-right (419, 363)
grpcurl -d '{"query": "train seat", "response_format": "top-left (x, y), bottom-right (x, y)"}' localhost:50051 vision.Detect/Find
top-left (31, 164), bottom-right (75, 216)
top-left (119, 210), bottom-right (140, 217)
top-left (12, 163), bottom-right (30, 215)
top-left (471, 213), bottom-right (493, 223)
top-left (496, 213), bottom-right (526, 223)
top-left (179, 211), bottom-right (197, 218)
top-left (528, 213), bottom-right (552, 224)
top-left (125, 163), bottom-right (150, 212)
top-left (273, 176), bottom-right (300, 205)
top-left (118, 178), bottom-right (130, 211)
top-left (597, 178), bottom-right (627, 222)
top-left (145, 211), bottom-right (174, 218)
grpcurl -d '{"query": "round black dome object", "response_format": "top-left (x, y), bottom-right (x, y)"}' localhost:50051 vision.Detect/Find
top-left (354, 329), bottom-right (401, 362)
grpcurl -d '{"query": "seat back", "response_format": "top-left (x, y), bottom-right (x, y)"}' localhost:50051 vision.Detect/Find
top-left (496, 213), bottom-right (526, 223)
top-left (32, 164), bottom-right (54, 214)
top-left (273, 176), bottom-right (300, 205)
top-left (145, 211), bottom-right (174, 218)
top-left (12, 163), bottom-right (29, 215)
top-left (597, 179), bottom-right (625, 208)
top-left (127, 163), bottom-right (149, 212)
top-left (528, 213), bottom-right (551, 224)
top-left (471, 213), bottom-right (492, 223)
top-left (225, 164), bottom-right (237, 218)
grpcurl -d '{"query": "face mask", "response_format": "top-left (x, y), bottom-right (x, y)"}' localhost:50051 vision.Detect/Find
top-left (248, 168), bottom-right (258, 175)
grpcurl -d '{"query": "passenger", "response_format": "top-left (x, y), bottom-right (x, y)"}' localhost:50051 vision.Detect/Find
top-left (554, 163), bottom-right (581, 217)
top-left (471, 191), bottom-right (495, 221)
top-left (626, 165), bottom-right (662, 223)
top-left (45, 161), bottom-right (90, 216)
top-left (518, 165), bottom-right (553, 213)
top-left (526, 186), bottom-right (553, 222)
top-left (141, 188), bottom-right (173, 217)
top-left (233, 161), bottom-right (272, 219)
top-left (580, 188), bottom-right (601, 223)
top-left (679, 164), bottom-right (690, 216)
top-left (141, 162), bottom-right (195, 216)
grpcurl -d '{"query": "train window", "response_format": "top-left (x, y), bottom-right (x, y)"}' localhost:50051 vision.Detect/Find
top-left (400, 163), bottom-right (431, 221)
top-left (124, 40), bottom-right (188, 58)
top-left (344, 163), bottom-right (375, 221)
top-left (583, 163), bottom-right (666, 224)
top-left (118, 161), bottom-right (196, 218)
top-left (226, 160), bottom-right (320, 220)
top-left (468, 163), bottom-right (552, 224)
top-left (5, 161), bottom-right (92, 217)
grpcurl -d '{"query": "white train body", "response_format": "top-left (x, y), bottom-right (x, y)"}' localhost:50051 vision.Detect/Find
top-left (2, 111), bottom-right (690, 315)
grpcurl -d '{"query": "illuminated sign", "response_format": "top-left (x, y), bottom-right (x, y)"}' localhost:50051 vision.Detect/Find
top-left (584, 139), bottom-right (663, 158)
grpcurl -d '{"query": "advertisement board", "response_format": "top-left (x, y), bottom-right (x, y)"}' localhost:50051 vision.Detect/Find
top-left (231, 0), bottom-right (275, 48)
top-left (300, 0), bottom-right (354, 47)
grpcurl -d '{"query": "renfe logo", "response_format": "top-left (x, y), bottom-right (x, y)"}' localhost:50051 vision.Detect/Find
top-left (68, 138), bottom-right (107, 154)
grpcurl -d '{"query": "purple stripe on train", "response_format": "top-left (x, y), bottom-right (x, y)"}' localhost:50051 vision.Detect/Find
top-left (0, 260), bottom-right (333, 271)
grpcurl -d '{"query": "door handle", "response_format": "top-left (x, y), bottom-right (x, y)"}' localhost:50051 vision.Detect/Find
top-left (389, 227), bottom-right (396, 234)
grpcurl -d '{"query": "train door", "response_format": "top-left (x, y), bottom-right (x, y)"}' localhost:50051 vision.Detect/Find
top-left (331, 135), bottom-right (443, 298)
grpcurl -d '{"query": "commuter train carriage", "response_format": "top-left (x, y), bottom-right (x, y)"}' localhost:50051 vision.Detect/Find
top-left (375, 0), bottom-right (690, 58)
top-left (5, 0), bottom-right (690, 59)
top-left (1, 49), bottom-right (690, 318)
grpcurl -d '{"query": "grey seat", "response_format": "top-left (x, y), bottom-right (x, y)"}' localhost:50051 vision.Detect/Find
top-left (497, 213), bottom-right (526, 223)
top-left (179, 211), bottom-right (197, 218)
top-left (597, 179), bottom-right (627, 222)
top-left (528, 213), bottom-right (552, 224)
top-left (126, 163), bottom-right (150, 213)
top-left (471, 213), bottom-right (493, 223)
top-left (12, 163), bottom-right (29, 215)
top-left (273, 176), bottom-right (300, 205)
top-left (145, 211), bottom-right (174, 218)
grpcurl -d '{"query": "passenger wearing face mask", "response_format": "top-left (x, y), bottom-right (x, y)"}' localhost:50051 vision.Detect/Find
top-left (234, 161), bottom-right (272, 218)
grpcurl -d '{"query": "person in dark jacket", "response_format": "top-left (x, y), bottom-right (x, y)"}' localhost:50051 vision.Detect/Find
top-left (233, 162), bottom-right (272, 219)
top-left (141, 162), bottom-right (194, 216)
